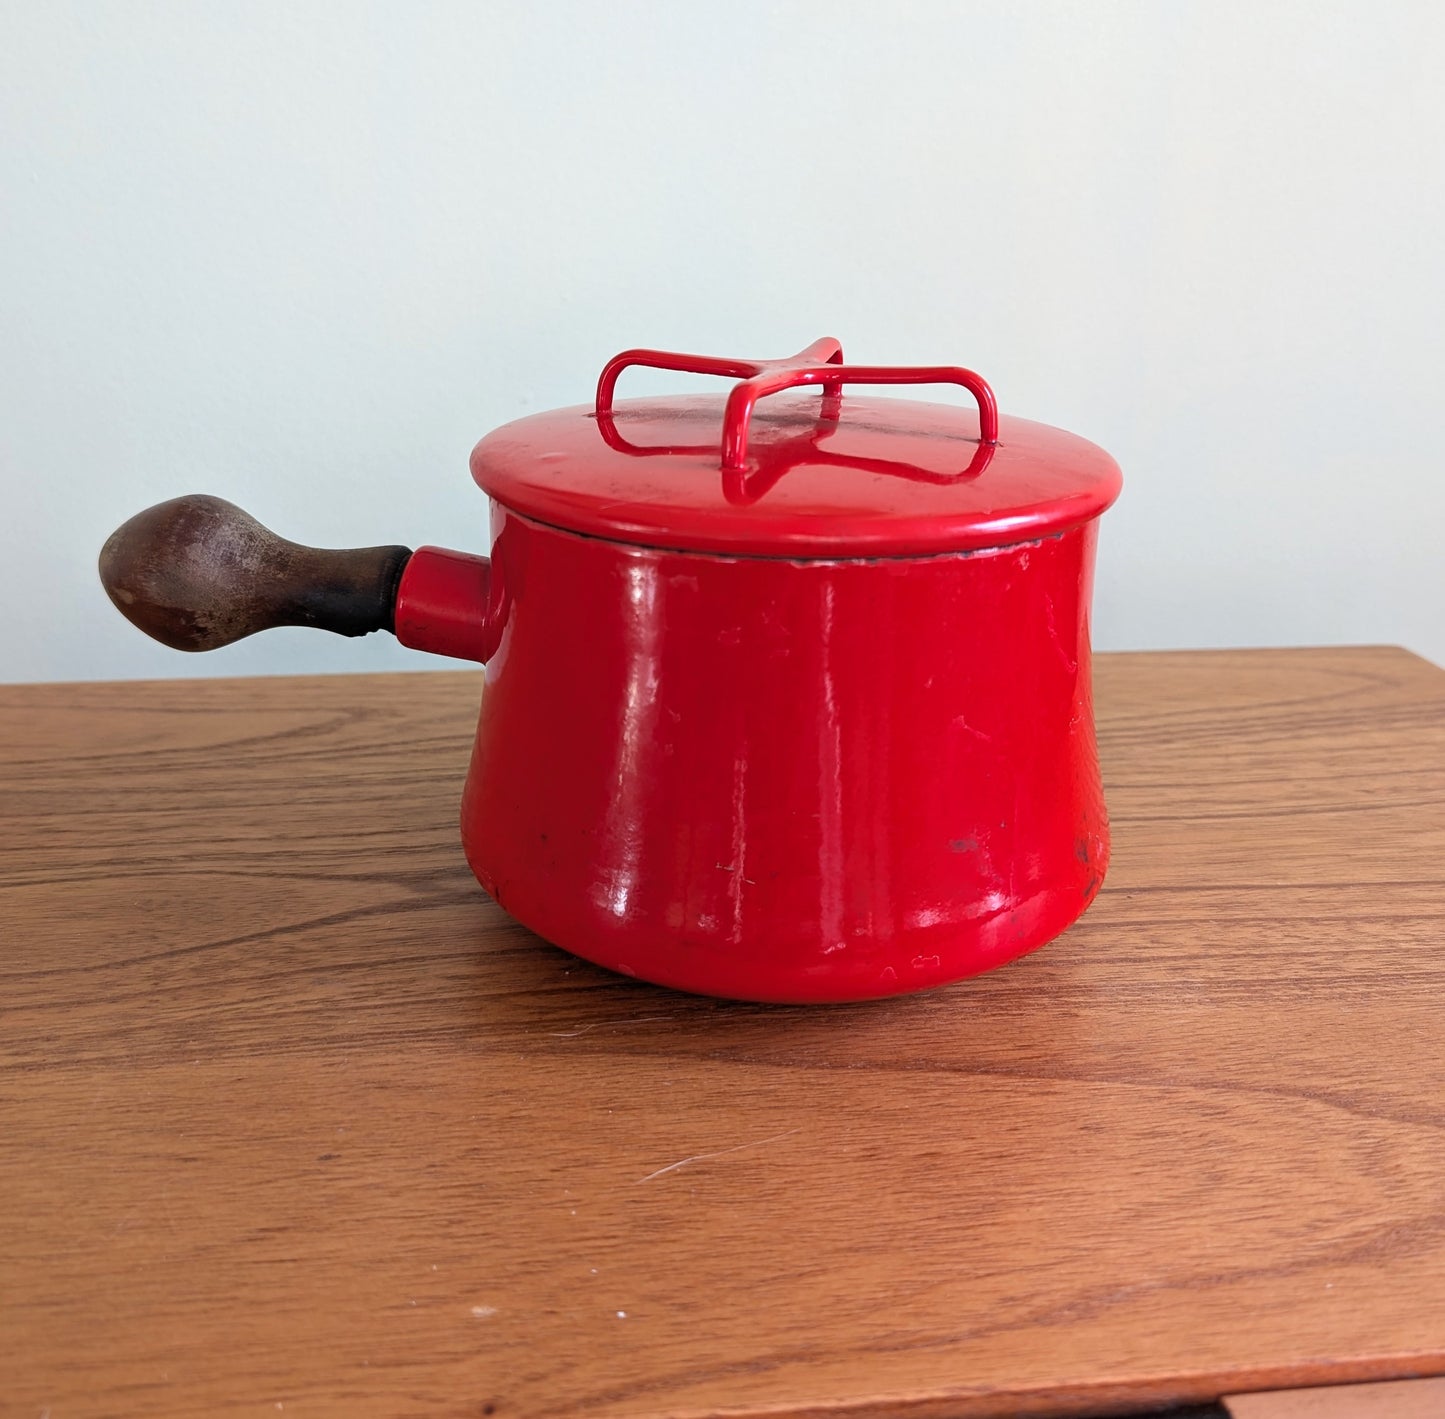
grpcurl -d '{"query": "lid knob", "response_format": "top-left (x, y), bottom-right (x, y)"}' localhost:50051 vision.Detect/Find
top-left (595, 338), bottom-right (998, 471)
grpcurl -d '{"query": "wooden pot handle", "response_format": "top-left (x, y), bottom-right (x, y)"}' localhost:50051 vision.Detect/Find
top-left (98, 494), bottom-right (413, 652)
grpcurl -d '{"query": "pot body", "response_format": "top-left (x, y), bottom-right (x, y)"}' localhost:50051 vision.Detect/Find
top-left (461, 505), bottom-right (1107, 1003)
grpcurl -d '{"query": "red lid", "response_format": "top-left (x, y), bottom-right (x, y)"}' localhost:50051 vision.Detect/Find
top-left (470, 339), bottom-right (1121, 558)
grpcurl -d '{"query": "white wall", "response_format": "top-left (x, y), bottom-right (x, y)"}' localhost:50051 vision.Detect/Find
top-left (2, 0), bottom-right (1441, 683)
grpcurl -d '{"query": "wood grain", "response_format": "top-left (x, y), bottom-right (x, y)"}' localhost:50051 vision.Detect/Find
top-left (1, 647), bottom-right (1443, 1419)
top-left (1226, 1376), bottom-right (1445, 1417)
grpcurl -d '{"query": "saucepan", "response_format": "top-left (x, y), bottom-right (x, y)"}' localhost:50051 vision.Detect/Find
top-left (100, 338), bottom-right (1121, 1003)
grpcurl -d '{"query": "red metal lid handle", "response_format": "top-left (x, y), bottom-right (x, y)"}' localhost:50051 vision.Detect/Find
top-left (595, 340), bottom-right (997, 473)
top-left (595, 338), bottom-right (844, 419)
top-left (722, 362), bottom-right (997, 471)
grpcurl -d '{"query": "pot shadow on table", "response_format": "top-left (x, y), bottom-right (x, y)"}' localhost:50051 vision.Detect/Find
top-left (453, 892), bottom-right (1113, 1080)
top-left (4, 818), bottom-right (1112, 1077)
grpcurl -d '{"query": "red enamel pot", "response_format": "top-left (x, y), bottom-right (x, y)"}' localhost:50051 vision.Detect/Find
top-left (100, 339), bottom-right (1121, 1003)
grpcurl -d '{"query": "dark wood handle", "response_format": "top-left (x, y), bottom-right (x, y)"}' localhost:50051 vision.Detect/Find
top-left (99, 495), bottom-right (413, 652)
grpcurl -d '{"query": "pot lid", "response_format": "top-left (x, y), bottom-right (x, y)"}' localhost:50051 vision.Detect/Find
top-left (470, 339), bottom-right (1121, 558)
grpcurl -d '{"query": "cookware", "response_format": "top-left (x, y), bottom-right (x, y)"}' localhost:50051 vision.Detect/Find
top-left (100, 338), bottom-right (1122, 1003)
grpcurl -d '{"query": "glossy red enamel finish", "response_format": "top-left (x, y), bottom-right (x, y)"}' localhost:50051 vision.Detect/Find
top-left (452, 507), bottom-right (1108, 1004)
top-left (385, 341), bottom-right (1120, 1001)
top-left (471, 340), bottom-right (1120, 557)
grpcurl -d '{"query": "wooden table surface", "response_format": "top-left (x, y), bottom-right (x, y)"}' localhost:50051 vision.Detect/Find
top-left (3, 646), bottom-right (1444, 1419)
